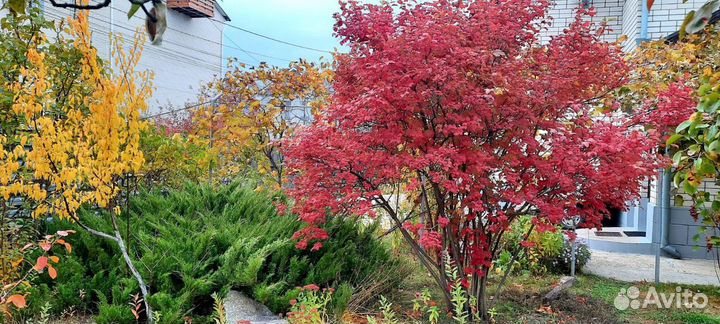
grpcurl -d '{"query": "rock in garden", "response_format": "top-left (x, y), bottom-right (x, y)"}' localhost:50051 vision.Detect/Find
top-left (543, 276), bottom-right (576, 302)
top-left (224, 290), bottom-right (288, 324)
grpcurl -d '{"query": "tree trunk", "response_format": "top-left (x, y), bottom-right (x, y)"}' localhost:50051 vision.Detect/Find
top-left (76, 216), bottom-right (154, 324)
top-left (114, 230), bottom-right (153, 324)
top-left (477, 274), bottom-right (489, 323)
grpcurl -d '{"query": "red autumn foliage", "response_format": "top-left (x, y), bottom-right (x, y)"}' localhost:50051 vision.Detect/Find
top-left (153, 110), bottom-right (195, 136)
top-left (636, 82), bottom-right (697, 138)
top-left (283, 0), bottom-right (662, 316)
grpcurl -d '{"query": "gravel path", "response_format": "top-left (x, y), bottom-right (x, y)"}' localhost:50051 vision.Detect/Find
top-left (585, 249), bottom-right (720, 286)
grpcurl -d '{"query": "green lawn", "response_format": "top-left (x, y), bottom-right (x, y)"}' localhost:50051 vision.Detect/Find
top-left (491, 274), bottom-right (720, 324)
top-left (393, 267), bottom-right (720, 324)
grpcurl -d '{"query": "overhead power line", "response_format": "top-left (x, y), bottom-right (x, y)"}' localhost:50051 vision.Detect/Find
top-left (142, 99), bottom-right (315, 120)
top-left (143, 99), bottom-right (217, 120)
top-left (106, 5), bottom-right (299, 64)
top-left (60, 4), bottom-right (329, 64)
top-left (210, 20), bottom-right (261, 64)
top-left (43, 10), bottom-right (238, 70)
top-left (211, 19), bottom-right (337, 55)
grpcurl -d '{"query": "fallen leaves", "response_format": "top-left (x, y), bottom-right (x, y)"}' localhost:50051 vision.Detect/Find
top-left (536, 305), bottom-right (555, 315)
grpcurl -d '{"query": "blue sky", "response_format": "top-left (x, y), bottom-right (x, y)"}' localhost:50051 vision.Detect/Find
top-left (220, 1), bottom-right (350, 67)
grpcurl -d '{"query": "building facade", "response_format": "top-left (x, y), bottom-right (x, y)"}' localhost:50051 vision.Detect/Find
top-left (541, 0), bottom-right (709, 51)
top-left (542, 0), bottom-right (718, 259)
top-left (2, 0), bottom-right (230, 112)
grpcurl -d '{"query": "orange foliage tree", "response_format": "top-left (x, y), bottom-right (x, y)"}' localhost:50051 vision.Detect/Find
top-left (190, 60), bottom-right (332, 187)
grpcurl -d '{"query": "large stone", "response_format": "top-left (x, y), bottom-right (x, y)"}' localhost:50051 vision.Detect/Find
top-left (543, 276), bottom-right (576, 302)
top-left (224, 290), bottom-right (289, 324)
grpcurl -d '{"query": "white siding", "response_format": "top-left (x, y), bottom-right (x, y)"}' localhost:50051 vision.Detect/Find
top-left (645, 0), bottom-right (708, 40)
top-left (671, 179), bottom-right (720, 207)
top-left (541, 0), bottom-right (707, 51)
top-left (38, 1), bottom-right (225, 113)
top-left (540, 0), bottom-right (624, 43)
top-left (650, 176), bottom-right (659, 205)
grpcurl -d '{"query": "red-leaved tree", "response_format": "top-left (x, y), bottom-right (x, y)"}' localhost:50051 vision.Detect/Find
top-left (636, 82), bottom-right (697, 139)
top-left (284, 0), bottom-right (662, 320)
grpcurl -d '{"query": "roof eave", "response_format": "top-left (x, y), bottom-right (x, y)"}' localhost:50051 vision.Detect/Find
top-left (214, 1), bottom-right (231, 22)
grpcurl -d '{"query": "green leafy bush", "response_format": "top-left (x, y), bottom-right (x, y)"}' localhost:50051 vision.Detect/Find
top-left (139, 125), bottom-right (210, 189)
top-left (495, 216), bottom-right (591, 275)
top-left (544, 238), bottom-right (592, 273)
top-left (31, 182), bottom-right (399, 323)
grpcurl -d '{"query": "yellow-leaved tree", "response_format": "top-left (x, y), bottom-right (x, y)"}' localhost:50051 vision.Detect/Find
top-left (0, 9), bottom-right (155, 322)
top-left (190, 60), bottom-right (332, 187)
top-left (620, 22), bottom-right (720, 111)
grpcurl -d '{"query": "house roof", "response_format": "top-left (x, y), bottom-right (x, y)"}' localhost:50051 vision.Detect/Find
top-left (664, 9), bottom-right (720, 44)
top-left (214, 1), bottom-right (231, 21)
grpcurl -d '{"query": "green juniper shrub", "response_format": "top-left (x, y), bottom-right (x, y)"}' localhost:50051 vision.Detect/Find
top-left (95, 305), bottom-right (136, 324)
top-left (329, 283), bottom-right (354, 319)
top-left (18, 213), bottom-right (128, 321)
top-left (30, 182), bottom-right (399, 323)
top-left (94, 289), bottom-right (137, 324)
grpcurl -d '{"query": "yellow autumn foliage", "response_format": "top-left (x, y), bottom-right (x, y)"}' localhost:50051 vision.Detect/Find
top-left (191, 59), bottom-right (332, 187)
top-left (621, 27), bottom-right (720, 110)
top-left (1, 11), bottom-right (151, 221)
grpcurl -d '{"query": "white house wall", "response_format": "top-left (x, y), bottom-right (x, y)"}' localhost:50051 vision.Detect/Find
top-left (645, 0), bottom-right (709, 40)
top-left (541, 0), bottom-right (711, 50)
top-left (540, 0), bottom-right (624, 44)
top-left (39, 0), bottom-right (225, 113)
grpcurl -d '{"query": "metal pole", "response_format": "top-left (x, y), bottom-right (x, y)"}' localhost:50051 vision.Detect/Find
top-left (654, 241), bottom-right (661, 284)
top-left (570, 238), bottom-right (576, 277)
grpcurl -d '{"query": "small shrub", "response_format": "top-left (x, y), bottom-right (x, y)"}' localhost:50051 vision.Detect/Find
top-left (496, 216), bottom-right (591, 275)
top-left (22, 301), bottom-right (51, 324)
top-left (288, 284), bottom-right (333, 324)
top-left (366, 296), bottom-right (399, 324)
top-left (329, 283), bottom-right (353, 319)
top-left (25, 213), bottom-right (127, 319)
top-left (544, 238), bottom-right (591, 273)
top-left (211, 293), bottom-right (227, 324)
top-left (411, 289), bottom-right (440, 324)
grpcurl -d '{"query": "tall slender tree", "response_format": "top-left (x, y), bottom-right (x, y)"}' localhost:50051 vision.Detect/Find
top-left (1, 9), bottom-right (155, 322)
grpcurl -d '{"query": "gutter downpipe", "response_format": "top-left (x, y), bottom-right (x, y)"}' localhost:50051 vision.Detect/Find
top-left (655, 166), bottom-right (682, 285)
top-left (660, 169), bottom-right (681, 259)
top-left (643, 0), bottom-right (681, 284)
top-left (640, 0), bottom-right (649, 41)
